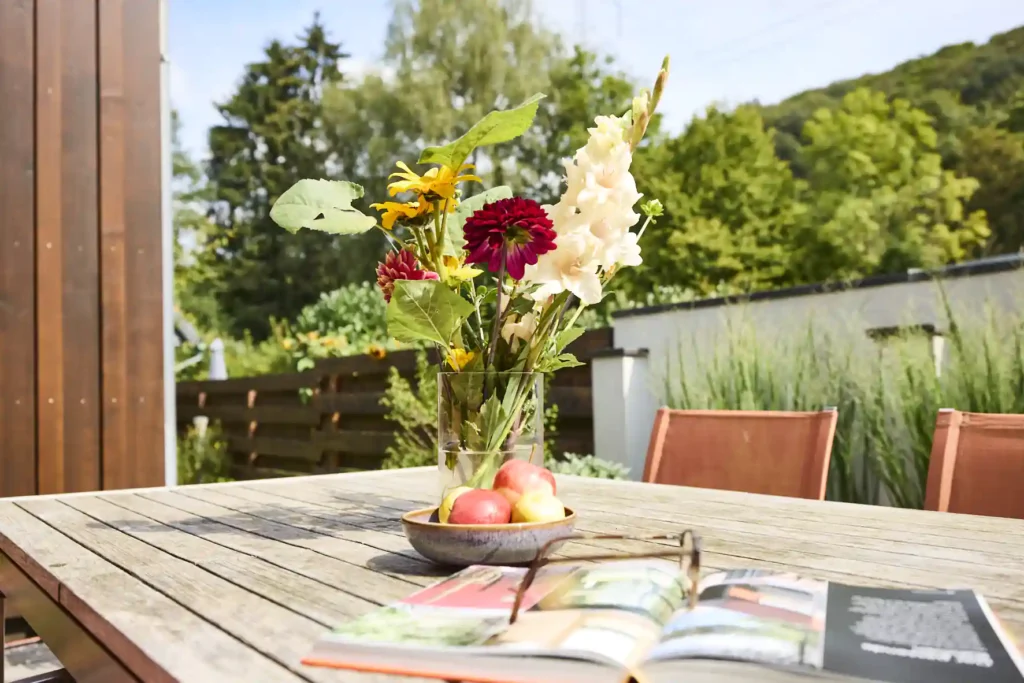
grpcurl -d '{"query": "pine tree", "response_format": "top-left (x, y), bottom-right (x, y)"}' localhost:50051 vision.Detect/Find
top-left (203, 15), bottom-right (376, 339)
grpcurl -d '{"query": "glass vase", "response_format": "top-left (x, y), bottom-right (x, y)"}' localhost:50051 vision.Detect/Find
top-left (437, 371), bottom-right (545, 501)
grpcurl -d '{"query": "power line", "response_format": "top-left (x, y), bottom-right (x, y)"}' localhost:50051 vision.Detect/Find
top-left (683, 0), bottom-right (848, 62)
top-left (695, 0), bottom-right (890, 71)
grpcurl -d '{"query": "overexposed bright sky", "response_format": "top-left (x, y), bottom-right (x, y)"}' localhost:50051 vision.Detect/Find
top-left (169, 0), bottom-right (1024, 159)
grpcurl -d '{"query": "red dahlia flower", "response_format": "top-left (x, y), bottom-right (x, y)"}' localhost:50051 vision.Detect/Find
top-left (375, 250), bottom-right (439, 302)
top-left (462, 197), bottom-right (557, 281)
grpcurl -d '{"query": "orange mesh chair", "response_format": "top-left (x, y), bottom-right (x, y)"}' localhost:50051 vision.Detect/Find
top-left (642, 408), bottom-right (838, 500)
top-left (924, 409), bottom-right (1024, 518)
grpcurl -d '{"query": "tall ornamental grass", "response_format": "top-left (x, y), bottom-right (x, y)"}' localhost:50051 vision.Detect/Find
top-left (660, 287), bottom-right (1024, 508)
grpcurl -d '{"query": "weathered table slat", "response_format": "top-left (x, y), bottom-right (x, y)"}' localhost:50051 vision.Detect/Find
top-left (1, 468), bottom-right (1022, 682)
top-left (0, 503), bottom-right (296, 683)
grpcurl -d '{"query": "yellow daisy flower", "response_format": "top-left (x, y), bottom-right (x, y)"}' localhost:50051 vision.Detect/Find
top-left (387, 161), bottom-right (481, 201)
top-left (443, 255), bottom-right (483, 283)
top-left (446, 347), bottom-right (476, 371)
top-left (369, 200), bottom-right (437, 230)
top-left (367, 344), bottom-right (387, 360)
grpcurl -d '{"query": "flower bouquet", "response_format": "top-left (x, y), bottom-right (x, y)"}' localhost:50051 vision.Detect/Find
top-left (270, 57), bottom-right (669, 519)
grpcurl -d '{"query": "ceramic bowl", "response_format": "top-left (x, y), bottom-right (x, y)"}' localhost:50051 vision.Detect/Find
top-left (400, 506), bottom-right (577, 567)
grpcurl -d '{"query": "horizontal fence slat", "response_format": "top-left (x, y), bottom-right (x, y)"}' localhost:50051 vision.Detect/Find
top-left (178, 404), bottom-right (320, 426)
top-left (176, 371), bottom-right (316, 396)
top-left (225, 436), bottom-right (320, 462)
top-left (313, 391), bottom-right (388, 417)
top-left (548, 387), bottom-right (592, 418)
top-left (313, 430), bottom-right (396, 456)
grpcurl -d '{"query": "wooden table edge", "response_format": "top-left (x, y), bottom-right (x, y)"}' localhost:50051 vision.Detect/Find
top-left (1, 549), bottom-right (139, 682)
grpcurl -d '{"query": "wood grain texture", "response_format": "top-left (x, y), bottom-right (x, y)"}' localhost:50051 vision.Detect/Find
top-left (35, 0), bottom-right (102, 495)
top-left (0, 551), bottom-right (136, 683)
top-left (15, 498), bottom-right (341, 683)
top-left (0, 0), bottom-right (38, 497)
top-left (120, 0), bottom-right (165, 490)
top-left (98, 0), bottom-right (129, 492)
top-left (98, 0), bottom-right (165, 491)
top-left (0, 502), bottom-right (297, 682)
top-left (1, 469), bottom-right (1023, 681)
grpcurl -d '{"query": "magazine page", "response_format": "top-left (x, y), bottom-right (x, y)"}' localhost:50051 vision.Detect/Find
top-left (306, 559), bottom-right (688, 674)
top-left (645, 569), bottom-right (829, 668)
top-left (642, 569), bottom-right (1024, 683)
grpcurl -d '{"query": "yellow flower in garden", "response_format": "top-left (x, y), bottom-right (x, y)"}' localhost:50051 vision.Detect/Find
top-left (370, 200), bottom-right (433, 229)
top-left (387, 161), bottom-right (480, 201)
top-left (322, 337), bottom-right (335, 348)
top-left (281, 338), bottom-right (294, 350)
top-left (443, 255), bottom-right (483, 283)
top-left (367, 344), bottom-right (387, 360)
top-left (308, 331), bottom-right (320, 340)
top-left (446, 347), bottom-right (476, 371)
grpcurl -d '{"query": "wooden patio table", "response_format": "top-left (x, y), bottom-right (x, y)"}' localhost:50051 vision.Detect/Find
top-left (1, 467), bottom-right (1022, 682)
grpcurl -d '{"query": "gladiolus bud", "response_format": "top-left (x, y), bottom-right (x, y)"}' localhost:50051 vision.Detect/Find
top-left (649, 55), bottom-right (670, 116)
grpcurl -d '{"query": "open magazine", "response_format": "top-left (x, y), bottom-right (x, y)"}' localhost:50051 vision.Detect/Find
top-left (303, 560), bottom-right (1024, 683)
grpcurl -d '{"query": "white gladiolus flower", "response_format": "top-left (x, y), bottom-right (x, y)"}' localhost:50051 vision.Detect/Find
top-left (523, 111), bottom-right (644, 301)
top-left (524, 231), bottom-right (603, 305)
top-left (501, 309), bottom-right (539, 352)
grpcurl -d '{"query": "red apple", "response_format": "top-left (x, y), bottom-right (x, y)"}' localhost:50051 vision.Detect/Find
top-left (493, 460), bottom-right (556, 506)
top-left (448, 489), bottom-right (512, 525)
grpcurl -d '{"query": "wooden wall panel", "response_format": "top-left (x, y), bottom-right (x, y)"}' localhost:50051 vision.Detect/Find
top-left (1, 0), bottom-right (167, 496)
top-left (0, 0), bottom-right (38, 497)
top-left (99, 0), bottom-right (165, 489)
top-left (36, 0), bottom-right (102, 494)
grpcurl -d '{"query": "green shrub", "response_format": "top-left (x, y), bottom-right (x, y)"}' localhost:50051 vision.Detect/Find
top-left (660, 285), bottom-right (1024, 508)
top-left (177, 421), bottom-right (233, 484)
top-left (381, 352), bottom-right (438, 469)
top-left (549, 453), bottom-right (630, 480)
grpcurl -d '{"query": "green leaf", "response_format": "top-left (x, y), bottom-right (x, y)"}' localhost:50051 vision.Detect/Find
top-left (386, 280), bottom-right (475, 346)
top-left (554, 327), bottom-right (585, 354)
top-left (443, 186), bottom-right (514, 256)
top-left (536, 353), bottom-right (584, 373)
top-left (419, 94), bottom-right (546, 170)
top-left (270, 179), bottom-right (377, 235)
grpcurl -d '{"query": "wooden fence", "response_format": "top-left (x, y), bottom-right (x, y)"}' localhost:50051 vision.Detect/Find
top-left (175, 328), bottom-right (613, 480)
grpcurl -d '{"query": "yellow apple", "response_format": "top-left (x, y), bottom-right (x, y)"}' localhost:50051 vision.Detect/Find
top-left (511, 490), bottom-right (565, 524)
top-left (439, 486), bottom-right (472, 523)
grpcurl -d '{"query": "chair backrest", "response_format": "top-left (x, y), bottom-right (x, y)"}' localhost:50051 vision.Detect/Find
top-left (642, 408), bottom-right (838, 500)
top-left (924, 409), bottom-right (1024, 518)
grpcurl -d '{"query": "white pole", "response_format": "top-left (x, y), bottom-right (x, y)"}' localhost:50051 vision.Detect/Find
top-left (159, 0), bottom-right (177, 486)
top-left (209, 338), bottom-right (228, 380)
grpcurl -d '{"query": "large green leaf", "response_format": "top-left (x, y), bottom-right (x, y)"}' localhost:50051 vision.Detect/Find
top-left (419, 94), bottom-right (546, 170)
top-left (387, 279), bottom-right (475, 346)
top-left (270, 179), bottom-right (377, 235)
top-left (443, 185), bottom-right (513, 256)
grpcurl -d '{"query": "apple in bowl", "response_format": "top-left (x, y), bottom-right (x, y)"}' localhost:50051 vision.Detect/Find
top-left (403, 460), bottom-right (574, 566)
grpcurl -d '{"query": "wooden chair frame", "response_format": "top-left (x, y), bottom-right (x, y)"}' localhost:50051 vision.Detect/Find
top-left (925, 408), bottom-right (1024, 515)
top-left (643, 407), bottom-right (838, 500)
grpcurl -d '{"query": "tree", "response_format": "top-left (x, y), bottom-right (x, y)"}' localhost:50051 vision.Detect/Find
top-left (623, 105), bottom-right (807, 295)
top-left (796, 88), bottom-right (989, 282)
top-left (323, 0), bottom-right (559, 200)
top-left (203, 16), bottom-right (373, 339)
top-left (959, 125), bottom-right (1024, 255)
top-left (171, 110), bottom-right (222, 334)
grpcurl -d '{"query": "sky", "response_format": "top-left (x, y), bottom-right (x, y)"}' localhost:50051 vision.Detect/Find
top-left (169, 0), bottom-right (1024, 160)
